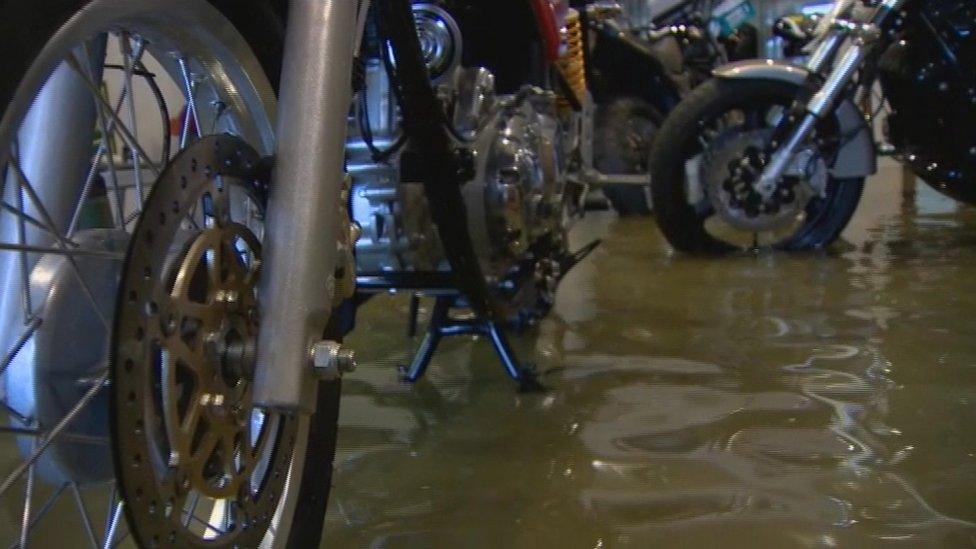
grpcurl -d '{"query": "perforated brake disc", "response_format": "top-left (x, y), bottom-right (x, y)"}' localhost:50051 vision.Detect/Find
top-left (701, 128), bottom-right (825, 234)
top-left (111, 135), bottom-right (296, 547)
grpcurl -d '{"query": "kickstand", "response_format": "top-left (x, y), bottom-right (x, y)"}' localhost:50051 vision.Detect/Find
top-left (400, 295), bottom-right (544, 391)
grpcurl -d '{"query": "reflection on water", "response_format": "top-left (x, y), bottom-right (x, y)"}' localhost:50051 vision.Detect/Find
top-left (328, 163), bottom-right (976, 548)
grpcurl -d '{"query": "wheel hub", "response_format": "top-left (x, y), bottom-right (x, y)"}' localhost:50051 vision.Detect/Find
top-left (165, 224), bottom-right (263, 498)
top-left (702, 129), bottom-right (826, 233)
top-left (6, 229), bottom-right (128, 485)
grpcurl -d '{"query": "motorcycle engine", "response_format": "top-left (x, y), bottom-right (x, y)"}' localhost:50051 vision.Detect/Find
top-left (462, 84), bottom-right (567, 279)
top-left (350, 3), bottom-right (571, 302)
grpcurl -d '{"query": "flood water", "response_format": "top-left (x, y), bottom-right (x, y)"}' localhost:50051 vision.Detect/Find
top-left (327, 160), bottom-right (976, 548)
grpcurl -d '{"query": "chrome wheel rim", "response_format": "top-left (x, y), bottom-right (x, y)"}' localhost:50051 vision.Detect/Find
top-left (0, 2), bottom-right (307, 546)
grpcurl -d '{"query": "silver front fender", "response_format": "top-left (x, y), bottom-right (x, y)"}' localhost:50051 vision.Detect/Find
top-left (714, 60), bottom-right (877, 180)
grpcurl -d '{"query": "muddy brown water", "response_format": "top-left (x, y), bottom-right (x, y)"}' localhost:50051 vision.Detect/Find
top-left (327, 161), bottom-right (976, 548)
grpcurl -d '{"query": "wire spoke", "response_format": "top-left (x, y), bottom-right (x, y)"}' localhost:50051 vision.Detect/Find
top-left (102, 498), bottom-right (124, 549)
top-left (0, 242), bottom-right (124, 259)
top-left (66, 145), bottom-right (107, 238)
top-left (101, 486), bottom-right (116, 533)
top-left (122, 206), bottom-right (143, 228)
top-left (108, 529), bottom-right (129, 549)
top-left (64, 52), bottom-right (161, 177)
top-left (18, 460), bottom-right (35, 548)
top-left (0, 370), bottom-right (109, 499)
top-left (82, 41), bottom-right (127, 229)
top-left (70, 483), bottom-right (101, 549)
top-left (1, 201), bottom-right (77, 246)
top-left (0, 426), bottom-right (38, 436)
top-left (0, 304), bottom-right (41, 382)
top-left (120, 33), bottom-right (147, 208)
top-left (98, 123), bottom-right (125, 229)
top-left (8, 154), bottom-right (112, 329)
top-left (178, 57), bottom-right (203, 149)
top-left (182, 492), bottom-right (200, 528)
top-left (0, 425), bottom-right (109, 445)
top-left (9, 153), bottom-right (74, 247)
top-left (5, 483), bottom-right (66, 549)
top-left (11, 144), bottom-right (32, 324)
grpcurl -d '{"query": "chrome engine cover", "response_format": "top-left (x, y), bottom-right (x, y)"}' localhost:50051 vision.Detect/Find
top-left (464, 88), bottom-right (566, 277)
top-left (350, 23), bottom-right (569, 281)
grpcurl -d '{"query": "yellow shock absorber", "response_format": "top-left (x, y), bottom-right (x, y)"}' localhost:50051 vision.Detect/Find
top-left (557, 8), bottom-right (587, 110)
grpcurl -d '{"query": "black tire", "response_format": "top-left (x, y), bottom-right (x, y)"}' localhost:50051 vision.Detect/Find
top-left (0, 2), bottom-right (338, 547)
top-left (595, 97), bottom-right (658, 216)
top-left (649, 78), bottom-right (865, 253)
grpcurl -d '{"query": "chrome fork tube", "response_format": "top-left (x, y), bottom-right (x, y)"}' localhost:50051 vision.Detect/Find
top-left (807, 43), bottom-right (869, 117)
top-left (252, 0), bottom-right (358, 412)
top-left (757, 0), bottom-right (907, 195)
top-left (756, 44), bottom-right (870, 198)
top-left (805, 32), bottom-right (843, 74)
top-left (756, 41), bottom-right (871, 198)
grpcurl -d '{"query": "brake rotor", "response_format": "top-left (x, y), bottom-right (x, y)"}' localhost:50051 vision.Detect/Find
top-left (112, 135), bottom-right (295, 547)
top-left (701, 128), bottom-right (826, 233)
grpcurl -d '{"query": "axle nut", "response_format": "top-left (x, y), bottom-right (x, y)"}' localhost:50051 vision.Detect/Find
top-left (311, 340), bottom-right (357, 380)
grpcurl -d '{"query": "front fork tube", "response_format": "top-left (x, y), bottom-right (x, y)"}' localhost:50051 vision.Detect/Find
top-left (755, 42), bottom-right (869, 198)
top-left (252, 0), bottom-right (359, 412)
top-left (757, 0), bottom-right (906, 196)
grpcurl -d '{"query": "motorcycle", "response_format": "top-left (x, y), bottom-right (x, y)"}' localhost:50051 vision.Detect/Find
top-left (649, 0), bottom-right (976, 253)
top-left (586, 1), bottom-right (686, 216)
top-left (352, 0), bottom-right (606, 389)
top-left (0, 0), bottom-right (592, 545)
top-left (589, 0), bottom-right (760, 215)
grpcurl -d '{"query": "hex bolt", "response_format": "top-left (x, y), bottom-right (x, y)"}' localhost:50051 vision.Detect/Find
top-left (310, 340), bottom-right (358, 381)
top-left (199, 393), bottom-right (225, 408)
top-left (204, 330), bottom-right (221, 345)
top-left (349, 222), bottom-right (363, 244)
top-left (215, 289), bottom-right (239, 304)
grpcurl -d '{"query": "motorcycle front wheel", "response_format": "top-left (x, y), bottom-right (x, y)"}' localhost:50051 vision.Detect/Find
top-left (0, 1), bottom-right (338, 546)
top-left (649, 78), bottom-right (865, 253)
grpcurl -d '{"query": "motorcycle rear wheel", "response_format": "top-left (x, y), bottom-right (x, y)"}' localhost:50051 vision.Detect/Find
top-left (0, 1), bottom-right (337, 546)
top-left (595, 97), bottom-right (657, 217)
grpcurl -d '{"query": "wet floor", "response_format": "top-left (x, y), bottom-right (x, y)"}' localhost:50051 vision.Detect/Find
top-left (327, 159), bottom-right (976, 548)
